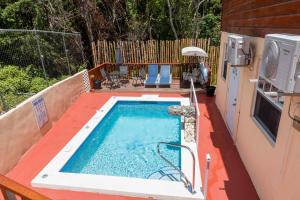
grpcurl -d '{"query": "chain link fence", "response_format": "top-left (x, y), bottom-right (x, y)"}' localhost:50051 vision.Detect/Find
top-left (0, 29), bottom-right (86, 114)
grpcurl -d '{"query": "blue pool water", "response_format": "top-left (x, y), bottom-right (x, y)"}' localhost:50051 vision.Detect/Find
top-left (61, 101), bottom-right (181, 180)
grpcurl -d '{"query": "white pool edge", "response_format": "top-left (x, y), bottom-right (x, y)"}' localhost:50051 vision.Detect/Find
top-left (31, 95), bottom-right (204, 200)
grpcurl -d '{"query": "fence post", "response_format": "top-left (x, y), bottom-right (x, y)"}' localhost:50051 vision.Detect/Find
top-left (79, 34), bottom-right (85, 67)
top-left (203, 154), bottom-right (211, 200)
top-left (34, 29), bottom-right (48, 84)
top-left (62, 32), bottom-right (71, 75)
top-left (91, 41), bottom-right (97, 66)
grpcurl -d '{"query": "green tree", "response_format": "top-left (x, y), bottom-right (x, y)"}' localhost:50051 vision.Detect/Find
top-left (198, 13), bottom-right (220, 45)
top-left (0, 0), bottom-right (46, 29)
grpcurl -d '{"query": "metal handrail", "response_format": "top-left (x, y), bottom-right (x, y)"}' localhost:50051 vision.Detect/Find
top-left (157, 142), bottom-right (196, 193)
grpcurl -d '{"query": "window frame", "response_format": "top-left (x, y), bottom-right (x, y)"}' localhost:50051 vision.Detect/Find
top-left (222, 42), bottom-right (228, 81)
top-left (251, 84), bottom-right (283, 145)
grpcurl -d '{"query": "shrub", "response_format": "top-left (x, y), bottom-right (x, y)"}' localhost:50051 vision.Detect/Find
top-left (0, 65), bottom-right (31, 93)
top-left (30, 77), bottom-right (48, 93)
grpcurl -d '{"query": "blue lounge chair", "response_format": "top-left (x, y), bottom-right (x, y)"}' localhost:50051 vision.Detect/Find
top-left (145, 64), bottom-right (158, 87)
top-left (159, 65), bottom-right (172, 87)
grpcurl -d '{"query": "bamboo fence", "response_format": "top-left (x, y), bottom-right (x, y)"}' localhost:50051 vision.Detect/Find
top-left (91, 38), bottom-right (219, 85)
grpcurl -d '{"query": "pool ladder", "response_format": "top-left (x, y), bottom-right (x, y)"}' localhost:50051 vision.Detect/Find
top-left (157, 142), bottom-right (196, 193)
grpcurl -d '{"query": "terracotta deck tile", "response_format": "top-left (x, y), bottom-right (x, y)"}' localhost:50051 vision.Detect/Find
top-left (6, 92), bottom-right (259, 200)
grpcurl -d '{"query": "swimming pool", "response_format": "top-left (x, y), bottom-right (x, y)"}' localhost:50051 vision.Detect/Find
top-left (61, 101), bottom-right (181, 179)
top-left (32, 96), bottom-right (203, 200)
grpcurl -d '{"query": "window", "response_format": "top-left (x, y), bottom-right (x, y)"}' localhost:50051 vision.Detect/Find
top-left (253, 80), bottom-right (283, 142)
top-left (222, 43), bottom-right (228, 80)
top-left (222, 60), bottom-right (228, 80)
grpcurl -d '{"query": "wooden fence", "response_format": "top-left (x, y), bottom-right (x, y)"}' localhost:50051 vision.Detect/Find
top-left (91, 38), bottom-right (219, 85)
top-left (0, 174), bottom-right (50, 200)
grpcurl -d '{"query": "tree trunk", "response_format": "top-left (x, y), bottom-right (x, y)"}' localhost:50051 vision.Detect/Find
top-left (166, 0), bottom-right (178, 40)
top-left (193, 0), bottom-right (207, 39)
top-left (72, 0), bottom-right (95, 66)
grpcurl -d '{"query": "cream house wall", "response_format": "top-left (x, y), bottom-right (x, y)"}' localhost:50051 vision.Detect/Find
top-left (215, 32), bottom-right (229, 119)
top-left (216, 32), bottom-right (300, 200)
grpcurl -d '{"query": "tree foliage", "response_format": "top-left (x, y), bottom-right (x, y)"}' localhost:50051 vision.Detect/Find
top-left (0, 0), bottom-right (221, 69)
top-left (0, 0), bottom-right (221, 42)
top-left (199, 14), bottom-right (221, 45)
top-left (0, 0), bottom-right (221, 111)
top-left (0, 65), bottom-right (73, 110)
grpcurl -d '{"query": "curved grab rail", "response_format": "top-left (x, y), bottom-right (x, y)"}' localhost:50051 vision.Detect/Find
top-left (157, 142), bottom-right (196, 193)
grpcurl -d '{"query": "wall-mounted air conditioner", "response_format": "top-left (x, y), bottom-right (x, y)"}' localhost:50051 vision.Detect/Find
top-left (227, 34), bottom-right (252, 66)
top-left (259, 34), bottom-right (300, 93)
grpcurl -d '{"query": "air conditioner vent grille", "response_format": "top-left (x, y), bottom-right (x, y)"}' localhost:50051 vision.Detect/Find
top-left (259, 34), bottom-right (300, 93)
top-left (262, 40), bottom-right (279, 79)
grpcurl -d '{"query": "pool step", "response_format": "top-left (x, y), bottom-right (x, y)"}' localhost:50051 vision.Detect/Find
top-left (147, 166), bottom-right (181, 181)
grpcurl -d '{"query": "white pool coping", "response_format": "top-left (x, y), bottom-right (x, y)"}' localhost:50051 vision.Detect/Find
top-left (31, 95), bottom-right (204, 200)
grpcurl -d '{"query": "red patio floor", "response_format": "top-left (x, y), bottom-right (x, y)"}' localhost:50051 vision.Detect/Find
top-left (6, 92), bottom-right (259, 200)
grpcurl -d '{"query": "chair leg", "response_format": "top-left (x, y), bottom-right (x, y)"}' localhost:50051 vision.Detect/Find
top-left (108, 81), bottom-right (112, 90)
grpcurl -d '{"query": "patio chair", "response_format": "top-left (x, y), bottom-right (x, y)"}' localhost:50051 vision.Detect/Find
top-left (139, 68), bottom-right (146, 82)
top-left (119, 65), bottom-right (129, 86)
top-left (182, 67), bottom-right (200, 83)
top-left (119, 65), bottom-right (128, 79)
top-left (158, 65), bottom-right (172, 87)
top-left (132, 68), bottom-right (146, 86)
top-left (100, 68), bottom-right (119, 89)
top-left (145, 64), bottom-right (158, 87)
top-left (100, 68), bottom-right (108, 85)
top-left (191, 68), bottom-right (201, 82)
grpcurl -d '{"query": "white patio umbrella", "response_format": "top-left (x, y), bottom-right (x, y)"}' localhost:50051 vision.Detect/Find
top-left (181, 46), bottom-right (208, 57)
top-left (181, 46), bottom-right (209, 85)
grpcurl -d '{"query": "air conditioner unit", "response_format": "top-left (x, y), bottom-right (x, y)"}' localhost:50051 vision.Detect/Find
top-left (259, 34), bottom-right (300, 93)
top-left (227, 34), bottom-right (252, 66)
